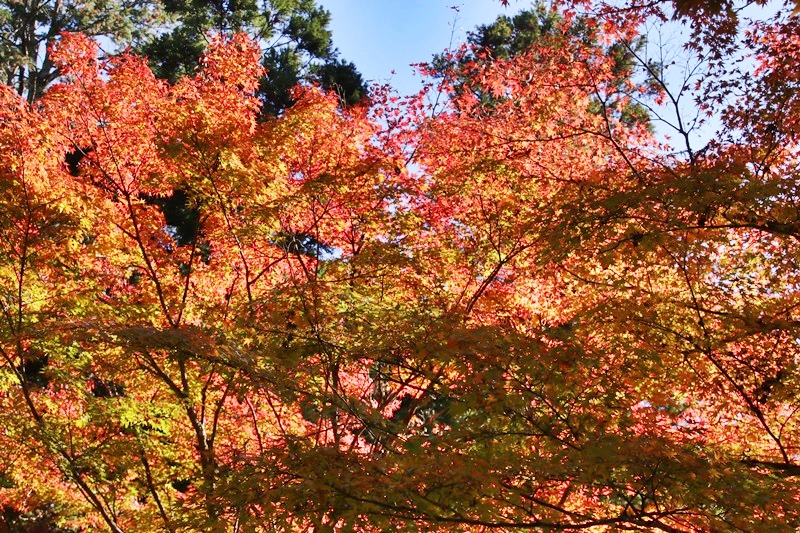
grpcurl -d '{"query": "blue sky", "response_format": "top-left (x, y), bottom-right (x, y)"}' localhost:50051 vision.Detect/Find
top-left (322, 1), bottom-right (521, 96)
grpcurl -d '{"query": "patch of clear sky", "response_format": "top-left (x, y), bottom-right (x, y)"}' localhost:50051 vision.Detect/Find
top-left (322, 0), bottom-right (516, 96)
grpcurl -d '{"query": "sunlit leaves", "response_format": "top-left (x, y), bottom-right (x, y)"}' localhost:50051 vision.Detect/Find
top-left (2, 3), bottom-right (800, 529)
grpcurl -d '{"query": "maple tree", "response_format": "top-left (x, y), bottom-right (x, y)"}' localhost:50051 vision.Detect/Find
top-left (1, 0), bottom-right (800, 531)
top-left (430, 2), bottom-right (651, 127)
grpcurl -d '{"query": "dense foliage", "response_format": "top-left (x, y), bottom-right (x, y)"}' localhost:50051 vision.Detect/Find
top-left (1, 0), bottom-right (800, 531)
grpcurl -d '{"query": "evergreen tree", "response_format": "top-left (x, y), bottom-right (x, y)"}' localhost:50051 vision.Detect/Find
top-left (138, 0), bottom-right (366, 116)
top-left (0, 0), bottom-right (162, 102)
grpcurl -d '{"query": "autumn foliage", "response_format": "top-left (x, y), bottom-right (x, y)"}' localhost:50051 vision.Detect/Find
top-left (1, 1), bottom-right (800, 531)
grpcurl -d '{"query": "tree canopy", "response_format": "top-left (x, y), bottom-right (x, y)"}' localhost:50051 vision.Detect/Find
top-left (1, 0), bottom-right (800, 531)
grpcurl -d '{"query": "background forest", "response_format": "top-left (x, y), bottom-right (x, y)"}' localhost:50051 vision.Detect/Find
top-left (1, 0), bottom-right (800, 531)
